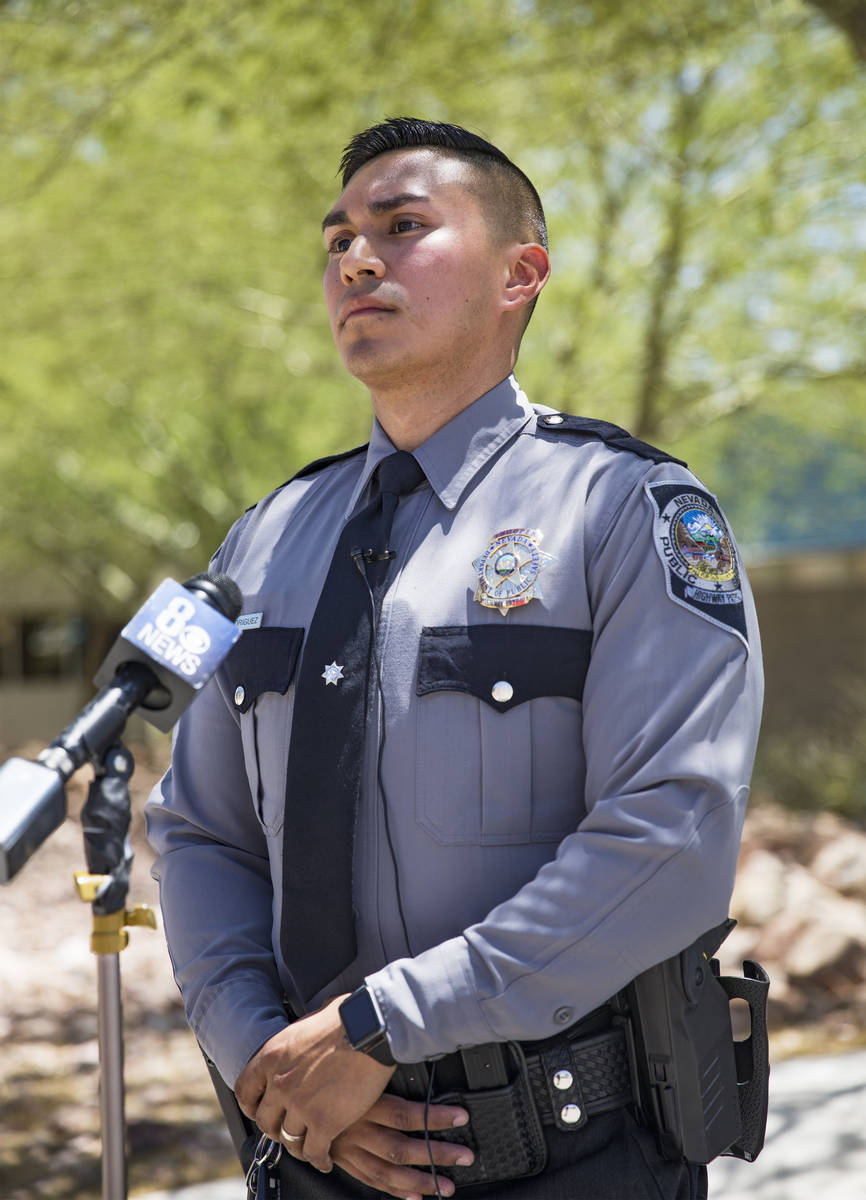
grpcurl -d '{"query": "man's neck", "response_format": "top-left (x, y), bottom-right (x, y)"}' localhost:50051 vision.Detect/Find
top-left (366, 359), bottom-right (516, 451)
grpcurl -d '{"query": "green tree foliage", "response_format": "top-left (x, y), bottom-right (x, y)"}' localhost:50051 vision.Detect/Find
top-left (0, 0), bottom-right (863, 611)
top-left (807, 0), bottom-right (866, 59)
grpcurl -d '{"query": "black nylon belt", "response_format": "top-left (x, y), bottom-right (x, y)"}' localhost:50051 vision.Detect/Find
top-left (391, 1021), bottom-right (632, 1128)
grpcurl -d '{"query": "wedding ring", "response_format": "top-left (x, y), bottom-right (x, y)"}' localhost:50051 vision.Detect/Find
top-left (280, 1126), bottom-right (305, 1144)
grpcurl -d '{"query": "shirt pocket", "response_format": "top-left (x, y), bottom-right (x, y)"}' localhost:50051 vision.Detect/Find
top-left (415, 625), bottom-right (591, 846)
top-left (223, 626), bottom-right (304, 836)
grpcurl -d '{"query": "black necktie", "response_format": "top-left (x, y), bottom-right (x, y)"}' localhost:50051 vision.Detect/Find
top-left (281, 450), bottom-right (425, 1000)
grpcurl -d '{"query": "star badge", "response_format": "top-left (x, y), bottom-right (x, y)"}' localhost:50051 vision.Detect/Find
top-left (321, 662), bottom-right (345, 686)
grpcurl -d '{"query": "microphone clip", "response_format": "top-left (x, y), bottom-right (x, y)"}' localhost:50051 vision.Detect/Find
top-left (350, 547), bottom-right (396, 565)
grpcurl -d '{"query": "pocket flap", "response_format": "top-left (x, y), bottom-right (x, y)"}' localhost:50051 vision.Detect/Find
top-left (224, 626), bottom-right (303, 713)
top-left (417, 625), bottom-right (591, 712)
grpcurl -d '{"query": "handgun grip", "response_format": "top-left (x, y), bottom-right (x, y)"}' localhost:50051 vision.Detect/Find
top-left (719, 960), bottom-right (770, 1163)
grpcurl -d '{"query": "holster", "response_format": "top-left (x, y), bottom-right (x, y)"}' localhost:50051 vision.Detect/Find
top-left (612, 918), bottom-right (770, 1165)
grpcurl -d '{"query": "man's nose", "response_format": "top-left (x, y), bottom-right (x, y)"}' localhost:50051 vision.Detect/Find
top-left (340, 235), bottom-right (385, 285)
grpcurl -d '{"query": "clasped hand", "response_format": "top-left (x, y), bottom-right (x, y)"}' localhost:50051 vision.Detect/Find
top-left (235, 995), bottom-right (473, 1199)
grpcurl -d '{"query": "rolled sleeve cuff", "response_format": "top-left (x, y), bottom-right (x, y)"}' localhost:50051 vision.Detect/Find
top-left (366, 935), bottom-right (496, 1063)
top-left (193, 984), bottom-right (290, 1088)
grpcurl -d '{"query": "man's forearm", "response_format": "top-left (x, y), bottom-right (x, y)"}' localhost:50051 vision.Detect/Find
top-left (149, 827), bottom-right (286, 1084)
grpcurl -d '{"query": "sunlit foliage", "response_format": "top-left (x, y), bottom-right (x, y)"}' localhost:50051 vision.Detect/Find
top-left (0, 0), bottom-right (863, 609)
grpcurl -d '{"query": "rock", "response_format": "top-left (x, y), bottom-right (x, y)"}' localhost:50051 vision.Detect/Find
top-left (784, 893), bottom-right (866, 986)
top-left (731, 855), bottom-right (836, 928)
top-left (786, 926), bottom-right (864, 987)
top-left (730, 848), bottom-right (788, 924)
top-left (741, 803), bottom-right (817, 862)
top-left (811, 809), bottom-right (852, 845)
top-left (811, 832), bottom-right (866, 899)
top-left (783, 862), bottom-right (841, 914)
top-left (762, 966), bottom-right (809, 1023)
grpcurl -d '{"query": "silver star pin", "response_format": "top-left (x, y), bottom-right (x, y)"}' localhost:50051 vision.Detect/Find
top-left (322, 662), bottom-right (345, 686)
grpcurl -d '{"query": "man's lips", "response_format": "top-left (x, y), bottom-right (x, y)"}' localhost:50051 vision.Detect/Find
top-left (339, 298), bottom-right (395, 327)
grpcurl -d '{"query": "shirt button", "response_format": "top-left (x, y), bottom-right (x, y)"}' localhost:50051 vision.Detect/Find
top-left (491, 680), bottom-right (513, 703)
top-left (545, 414), bottom-right (564, 425)
top-left (553, 1006), bottom-right (573, 1026)
top-left (234, 686), bottom-right (245, 707)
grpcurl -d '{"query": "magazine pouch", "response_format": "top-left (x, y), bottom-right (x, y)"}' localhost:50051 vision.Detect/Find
top-left (420, 1043), bottom-right (548, 1186)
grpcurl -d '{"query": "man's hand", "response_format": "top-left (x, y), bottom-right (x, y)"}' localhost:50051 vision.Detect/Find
top-left (235, 995), bottom-right (394, 1172)
top-left (331, 1093), bottom-right (473, 1200)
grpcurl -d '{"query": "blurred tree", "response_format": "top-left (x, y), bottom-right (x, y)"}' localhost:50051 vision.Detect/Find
top-left (0, 0), bottom-right (863, 612)
top-left (806, 0), bottom-right (866, 60)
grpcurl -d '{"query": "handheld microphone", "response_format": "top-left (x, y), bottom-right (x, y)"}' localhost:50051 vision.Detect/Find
top-left (0, 572), bottom-right (242, 882)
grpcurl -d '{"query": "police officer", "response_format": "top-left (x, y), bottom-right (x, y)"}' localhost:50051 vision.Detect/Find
top-left (146, 118), bottom-right (763, 1199)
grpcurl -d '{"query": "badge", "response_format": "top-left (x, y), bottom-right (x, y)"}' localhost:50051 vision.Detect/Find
top-left (321, 662), bottom-right (344, 685)
top-left (472, 528), bottom-right (555, 615)
top-left (646, 481), bottom-right (748, 647)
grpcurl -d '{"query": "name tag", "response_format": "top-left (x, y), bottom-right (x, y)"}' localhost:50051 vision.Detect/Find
top-left (236, 611), bottom-right (264, 630)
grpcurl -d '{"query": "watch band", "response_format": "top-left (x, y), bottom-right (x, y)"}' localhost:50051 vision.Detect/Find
top-left (366, 1036), bottom-right (396, 1067)
top-left (339, 985), bottom-right (395, 1066)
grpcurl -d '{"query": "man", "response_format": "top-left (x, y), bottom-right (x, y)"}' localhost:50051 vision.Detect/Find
top-left (146, 118), bottom-right (763, 1199)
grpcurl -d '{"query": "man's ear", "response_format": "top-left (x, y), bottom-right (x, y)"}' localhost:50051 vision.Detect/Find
top-left (501, 243), bottom-right (551, 315)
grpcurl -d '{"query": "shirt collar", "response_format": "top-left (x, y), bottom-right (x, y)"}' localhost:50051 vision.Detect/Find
top-left (345, 375), bottom-right (533, 517)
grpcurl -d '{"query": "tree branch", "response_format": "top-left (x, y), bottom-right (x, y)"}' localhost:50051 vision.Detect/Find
top-left (633, 71), bottom-right (715, 440)
top-left (1, 5), bottom-right (240, 206)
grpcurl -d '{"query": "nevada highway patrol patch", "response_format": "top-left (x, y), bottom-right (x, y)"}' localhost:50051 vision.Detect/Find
top-left (646, 481), bottom-right (748, 647)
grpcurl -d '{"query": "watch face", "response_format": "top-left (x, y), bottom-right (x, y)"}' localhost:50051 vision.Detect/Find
top-left (341, 989), bottom-right (380, 1046)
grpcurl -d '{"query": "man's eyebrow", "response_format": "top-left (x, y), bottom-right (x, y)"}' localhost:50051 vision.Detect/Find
top-left (321, 193), bottom-right (432, 232)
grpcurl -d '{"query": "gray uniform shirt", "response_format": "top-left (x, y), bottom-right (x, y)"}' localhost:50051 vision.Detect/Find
top-left (145, 376), bottom-right (763, 1088)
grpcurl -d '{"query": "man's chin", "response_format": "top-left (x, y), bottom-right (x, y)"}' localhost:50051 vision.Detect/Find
top-left (340, 342), bottom-right (411, 388)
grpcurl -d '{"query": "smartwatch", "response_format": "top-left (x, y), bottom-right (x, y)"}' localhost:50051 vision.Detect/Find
top-left (339, 985), bottom-right (395, 1066)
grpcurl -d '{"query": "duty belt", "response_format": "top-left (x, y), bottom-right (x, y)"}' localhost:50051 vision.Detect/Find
top-left (389, 1014), bottom-right (634, 1188)
top-left (525, 1025), bottom-right (633, 1130)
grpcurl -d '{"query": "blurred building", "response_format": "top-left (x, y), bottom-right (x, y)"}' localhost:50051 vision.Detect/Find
top-left (748, 543), bottom-right (866, 741)
top-left (0, 569), bottom-right (92, 750)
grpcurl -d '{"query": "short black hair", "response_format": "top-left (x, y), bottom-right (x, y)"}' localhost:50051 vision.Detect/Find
top-left (339, 116), bottom-right (548, 252)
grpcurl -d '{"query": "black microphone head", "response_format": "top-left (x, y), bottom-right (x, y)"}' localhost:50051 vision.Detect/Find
top-left (183, 572), bottom-right (243, 622)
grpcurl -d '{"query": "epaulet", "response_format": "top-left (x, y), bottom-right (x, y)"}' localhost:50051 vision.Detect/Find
top-left (288, 442), bottom-right (369, 481)
top-left (243, 443), bottom-right (368, 513)
top-left (536, 413), bottom-right (686, 467)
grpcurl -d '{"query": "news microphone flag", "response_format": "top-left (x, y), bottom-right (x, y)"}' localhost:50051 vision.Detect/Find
top-left (93, 577), bottom-right (241, 732)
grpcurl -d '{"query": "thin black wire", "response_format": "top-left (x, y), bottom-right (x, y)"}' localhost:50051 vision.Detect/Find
top-left (352, 553), bottom-right (413, 957)
top-left (353, 491), bottom-right (439, 1195)
top-left (424, 1059), bottom-right (444, 1200)
top-left (251, 706), bottom-right (266, 824)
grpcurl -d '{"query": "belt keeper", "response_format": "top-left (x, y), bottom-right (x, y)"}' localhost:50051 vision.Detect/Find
top-left (540, 1040), bottom-right (588, 1131)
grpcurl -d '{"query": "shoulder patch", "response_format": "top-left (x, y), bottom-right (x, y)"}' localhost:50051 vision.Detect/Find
top-left (645, 480), bottom-right (748, 648)
top-left (537, 413), bottom-right (686, 467)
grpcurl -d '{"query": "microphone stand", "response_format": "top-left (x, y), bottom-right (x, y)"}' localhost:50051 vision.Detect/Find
top-left (73, 742), bottom-right (156, 1200)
